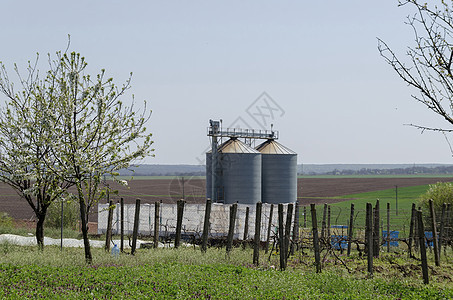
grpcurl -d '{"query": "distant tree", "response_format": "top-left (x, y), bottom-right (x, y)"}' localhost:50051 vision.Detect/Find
top-left (378, 1), bottom-right (453, 136)
top-left (49, 52), bottom-right (154, 263)
top-left (0, 56), bottom-right (72, 249)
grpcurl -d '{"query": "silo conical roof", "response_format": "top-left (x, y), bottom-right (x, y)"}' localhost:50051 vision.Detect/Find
top-left (218, 138), bottom-right (259, 154)
top-left (255, 139), bottom-right (296, 154)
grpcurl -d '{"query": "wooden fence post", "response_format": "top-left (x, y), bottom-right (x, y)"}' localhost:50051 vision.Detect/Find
top-left (253, 202), bottom-right (262, 265)
top-left (265, 204), bottom-right (274, 254)
top-left (303, 206), bottom-right (307, 228)
top-left (438, 203), bottom-right (446, 257)
top-left (175, 200), bottom-right (185, 249)
top-left (415, 204), bottom-right (420, 252)
top-left (291, 204), bottom-right (299, 255)
top-left (154, 201), bottom-right (160, 249)
top-left (386, 202), bottom-right (390, 253)
top-left (327, 205), bottom-right (331, 246)
top-left (226, 203), bottom-right (238, 254)
top-left (131, 199), bottom-right (141, 255)
top-left (201, 199), bottom-right (212, 253)
top-left (278, 204), bottom-right (286, 270)
top-left (429, 199), bottom-right (440, 266)
top-left (408, 203), bottom-right (416, 257)
top-left (243, 206), bottom-right (250, 249)
top-left (105, 199), bottom-right (114, 252)
top-left (373, 200), bottom-right (380, 258)
top-left (417, 210), bottom-right (429, 284)
top-left (310, 203), bottom-right (321, 273)
top-left (321, 204), bottom-right (327, 242)
top-left (120, 198), bottom-right (124, 252)
top-left (284, 204), bottom-right (293, 263)
top-left (347, 203), bottom-right (354, 256)
top-left (366, 203), bottom-right (373, 277)
top-left (445, 204), bottom-right (451, 254)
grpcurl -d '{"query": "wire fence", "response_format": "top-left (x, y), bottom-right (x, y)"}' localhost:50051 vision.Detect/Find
top-left (98, 202), bottom-right (294, 242)
top-left (98, 199), bottom-right (453, 284)
top-left (98, 200), bottom-right (453, 252)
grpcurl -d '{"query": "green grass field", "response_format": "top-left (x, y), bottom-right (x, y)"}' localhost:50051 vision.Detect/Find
top-left (303, 184), bottom-right (432, 237)
top-left (331, 184), bottom-right (428, 213)
top-left (1, 245), bottom-right (453, 299)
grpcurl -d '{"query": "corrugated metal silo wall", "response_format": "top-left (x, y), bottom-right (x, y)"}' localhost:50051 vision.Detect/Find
top-left (261, 154), bottom-right (297, 203)
top-left (206, 153), bottom-right (212, 199)
top-left (221, 152), bottom-right (261, 204)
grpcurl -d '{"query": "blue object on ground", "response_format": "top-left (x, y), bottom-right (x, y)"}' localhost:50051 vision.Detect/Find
top-left (382, 230), bottom-right (399, 247)
top-left (330, 225), bottom-right (348, 250)
top-left (112, 244), bottom-right (120, 258)
top-left (331, 235), bottom-right (348, 249)
top-left (424, 231), bottom-right (434, 248)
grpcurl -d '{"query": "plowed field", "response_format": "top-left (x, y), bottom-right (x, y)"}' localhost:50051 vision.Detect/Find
top-left (1, 177), bottom-right (452, 221)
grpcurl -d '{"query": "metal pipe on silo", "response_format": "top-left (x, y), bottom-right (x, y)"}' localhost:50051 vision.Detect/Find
top-left (209, 120), bottom-right (220, 202)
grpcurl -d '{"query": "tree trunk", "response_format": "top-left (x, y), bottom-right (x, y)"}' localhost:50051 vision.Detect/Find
top-left (36, 211), bottom-right (47, 250)
top-left (79, 195), bottom-right (92, 264)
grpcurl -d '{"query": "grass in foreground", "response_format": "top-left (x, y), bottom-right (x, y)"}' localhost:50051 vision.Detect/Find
top-left (1, 244), bottom-right (453, 299)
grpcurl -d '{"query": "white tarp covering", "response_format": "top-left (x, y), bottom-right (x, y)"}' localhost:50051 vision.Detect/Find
top-left (0, 234), bottom-right (145, 248)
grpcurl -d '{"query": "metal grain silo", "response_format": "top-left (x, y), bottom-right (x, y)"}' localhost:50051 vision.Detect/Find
top-left (256, 139), bottom-right (297, 204)
top-left (206, 138), bottom-right (261, 204)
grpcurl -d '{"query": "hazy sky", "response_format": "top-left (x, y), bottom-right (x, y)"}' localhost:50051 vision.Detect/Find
top-left (1, 1), bottom-right (452, 165)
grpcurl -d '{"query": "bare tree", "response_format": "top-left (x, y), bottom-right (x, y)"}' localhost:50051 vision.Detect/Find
top-left (378, 0), bottom-right (453, 134)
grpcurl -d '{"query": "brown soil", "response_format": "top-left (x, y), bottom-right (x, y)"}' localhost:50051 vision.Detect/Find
top-left (1, 177), bottom-right (452, 221)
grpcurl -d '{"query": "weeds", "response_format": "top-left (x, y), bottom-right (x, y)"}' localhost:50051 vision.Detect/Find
top-left (0, 212), bottom-right (13, 228)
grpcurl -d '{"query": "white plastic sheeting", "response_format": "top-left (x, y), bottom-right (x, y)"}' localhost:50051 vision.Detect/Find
top-left (0, 234), bottom-right (144, 248)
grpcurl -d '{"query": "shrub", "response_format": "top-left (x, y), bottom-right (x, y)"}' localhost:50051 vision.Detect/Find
top-left (418, 182), bottom-right (453, 212)
top-left (418, 182), bottom-right (453, 230)
top-left (45, 199), bottom-right (80, 229)
top-left (0, 212), bottom-right (13, 228)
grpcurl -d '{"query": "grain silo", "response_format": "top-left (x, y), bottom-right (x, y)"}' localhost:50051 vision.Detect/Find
top-left (256, 139), bottom-right (297, 204)
top-left (220, 138), bottom-right (262, 204)
top-left (206, 138), bottom-right (261, 204)
top-left (206, 119), bottom-right (297, 204)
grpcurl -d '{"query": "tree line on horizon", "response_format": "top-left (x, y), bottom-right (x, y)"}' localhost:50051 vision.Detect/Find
top-left (312, 166), bottom-right (453, 176)
top-left (117, 165), bottom-right (453, 177)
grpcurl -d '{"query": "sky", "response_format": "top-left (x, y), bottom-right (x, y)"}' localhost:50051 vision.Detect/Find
top-left (1, 1), bottom-right (452, 165)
